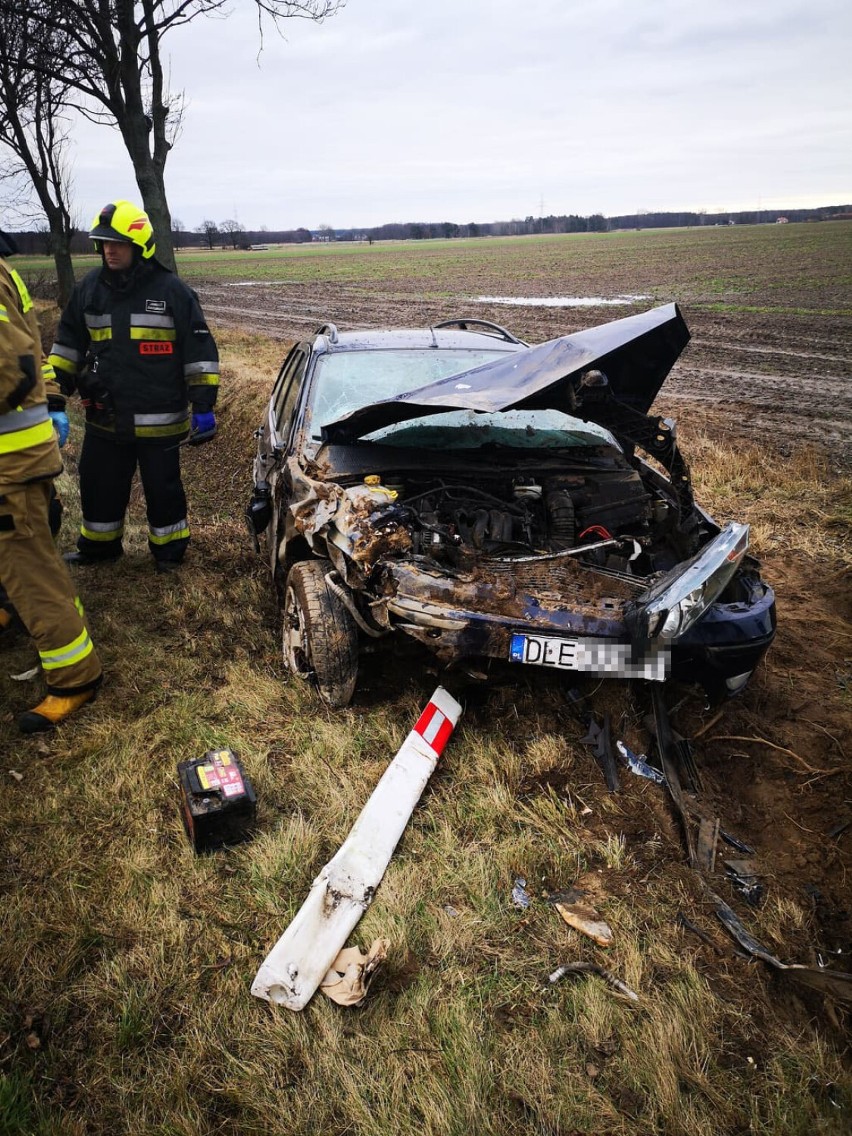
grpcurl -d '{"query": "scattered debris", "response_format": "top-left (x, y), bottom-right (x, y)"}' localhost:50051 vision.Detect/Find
top-left (697, 818), bottom-right (721, 874)
top-left (320, 939), bottom-right (389, 1007)
top-left (547, 961), bottom-right (639, 1002)
top-left (581, 713), bottom-right (620, 792)
top-left (616, 740), bottom-right (666, 785)
top-left (677, 911), bottom-right (723, 955)
top-left (443, 905), bottom-right (459, 918)
top-left (548, 888), bottom-right (614, 947)
top-left (511, 877), bottom-right (532, 909)
top-left (724, 859), bottom-right (764, 906)
top-left (712, 891), bottom-right (852, 1004)
top-left (827, 817), bottom-right (851, 839)
top-left (9, 666), bottom-right (39, 682)
top-left (8, 770), bottom-right (23, 783)
top-left (650, 686), bottom-right (697, 866)
top-left (644, 703), bottom-right (701, 791)
top-left (251, 687), bottom-right (462, 1010)
top-left (808, 1076), bottom-right (842, 1110)
top-left (719, 829), bottom-right (755, 855)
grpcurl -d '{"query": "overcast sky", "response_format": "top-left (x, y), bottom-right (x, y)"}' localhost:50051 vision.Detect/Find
top-left (69, 0), bottom-right (851, 231)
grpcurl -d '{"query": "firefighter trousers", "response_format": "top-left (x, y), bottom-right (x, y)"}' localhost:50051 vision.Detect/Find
top-left (0, 480), bottom-right (102, 694)
top-left (76, 431), bottom-right (190, 564)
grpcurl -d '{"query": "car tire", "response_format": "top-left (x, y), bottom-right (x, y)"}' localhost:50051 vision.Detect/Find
top-left (282, 559), bottom-right (358, 708)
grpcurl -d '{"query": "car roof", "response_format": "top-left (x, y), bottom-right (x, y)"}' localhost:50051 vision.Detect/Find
top-left (309, 323), bottom-right (526, 355)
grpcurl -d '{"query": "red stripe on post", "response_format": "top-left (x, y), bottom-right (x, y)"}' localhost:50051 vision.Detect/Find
top-left (414, 701), bottom-right (455, 756)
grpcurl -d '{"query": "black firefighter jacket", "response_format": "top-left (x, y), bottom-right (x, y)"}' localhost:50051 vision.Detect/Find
top-left (49, 259), bottom-right (219, 445)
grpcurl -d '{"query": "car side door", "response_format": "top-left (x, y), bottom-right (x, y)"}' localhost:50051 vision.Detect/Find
top-left (266, 345), bottom-right (310, 570)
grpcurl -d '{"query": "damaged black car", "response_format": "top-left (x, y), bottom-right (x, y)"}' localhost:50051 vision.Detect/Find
top-left (247, 305), bottom-right (776, 707)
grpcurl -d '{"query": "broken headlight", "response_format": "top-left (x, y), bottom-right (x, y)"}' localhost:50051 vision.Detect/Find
top-left (642, 522), bottom-right (750, 640)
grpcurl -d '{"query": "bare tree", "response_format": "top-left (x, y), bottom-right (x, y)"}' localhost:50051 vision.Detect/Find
top-left (220, 218), bottom-right (246, 248)
top-left (196, 219), bottom-right (219, 250)
top-left (0, 6), bottom-right (78, 303)
top-left (0, 1), bottom-right (344, 272)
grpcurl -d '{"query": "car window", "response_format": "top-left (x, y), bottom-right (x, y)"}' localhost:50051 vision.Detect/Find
top-left (307, 348), bottom-right (509, 439)
top-left (273, 348), bottom-right (307, 438)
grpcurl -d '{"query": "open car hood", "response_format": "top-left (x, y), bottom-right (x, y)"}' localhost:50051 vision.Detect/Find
top-left (323, 303), bottom-right (690, 443)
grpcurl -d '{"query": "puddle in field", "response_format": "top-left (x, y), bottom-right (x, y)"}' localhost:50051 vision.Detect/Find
top-left (222, 280), bottom-right (289, 287)
top-left (476, 294), bottom-right (651, 307)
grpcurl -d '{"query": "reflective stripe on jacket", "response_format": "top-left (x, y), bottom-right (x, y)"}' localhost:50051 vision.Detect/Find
top-left (0, 258), bottom-right (62, 487)
top-left (49, 259), bottom-right (219, 444)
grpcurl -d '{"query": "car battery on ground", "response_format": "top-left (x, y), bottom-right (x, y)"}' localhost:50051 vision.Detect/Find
top-left (178, 748), bottom-right (257, 853)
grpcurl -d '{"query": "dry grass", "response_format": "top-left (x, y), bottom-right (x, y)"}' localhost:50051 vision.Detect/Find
top-left (1, 327), bottom-right (850, 1135)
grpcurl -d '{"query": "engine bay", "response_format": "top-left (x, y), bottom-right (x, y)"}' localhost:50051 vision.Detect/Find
top-left (363, 460), bottom-right (686, 578)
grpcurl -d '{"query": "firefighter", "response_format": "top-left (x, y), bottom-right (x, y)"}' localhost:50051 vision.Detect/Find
top-left (0, 228), bottom-right (102, 731)
top-left (49, 200), bottom-right (219, 572)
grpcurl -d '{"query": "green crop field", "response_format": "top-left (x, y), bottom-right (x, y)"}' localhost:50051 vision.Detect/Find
top-left (16, 222), bottom-right (852, 313)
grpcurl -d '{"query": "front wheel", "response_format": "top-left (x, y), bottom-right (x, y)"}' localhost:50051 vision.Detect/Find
top-left (282, 559), bottom-right (358, 708)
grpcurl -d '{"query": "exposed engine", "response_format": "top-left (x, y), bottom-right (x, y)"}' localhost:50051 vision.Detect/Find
top-left (372, 463), bottom-right (680, 576)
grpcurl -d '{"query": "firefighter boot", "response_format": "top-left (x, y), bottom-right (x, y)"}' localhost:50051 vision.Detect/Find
top-left (19, 687), bottom-right (99, 734)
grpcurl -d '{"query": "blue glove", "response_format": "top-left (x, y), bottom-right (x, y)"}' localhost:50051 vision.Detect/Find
top-left (50, 410), bottom-right (70, 448)
top-left (190, 410), bottom-right (216, 444)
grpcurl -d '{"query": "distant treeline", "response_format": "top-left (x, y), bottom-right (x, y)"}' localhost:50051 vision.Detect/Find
top-left (10, 205), bottom-right (851, 254)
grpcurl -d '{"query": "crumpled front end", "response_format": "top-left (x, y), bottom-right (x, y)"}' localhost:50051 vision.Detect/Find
top-left (377, 553), bottom-right (672, 679)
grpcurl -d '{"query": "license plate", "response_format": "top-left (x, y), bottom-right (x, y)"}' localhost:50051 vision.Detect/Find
top-left (509, 633), bottom-right (669, 681)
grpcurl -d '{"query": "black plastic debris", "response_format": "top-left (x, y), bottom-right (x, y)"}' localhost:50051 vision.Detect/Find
top-left (720, 829), bottom-right (755, 855)
top-left (580, 712), bottom-right (620, 792)
top-left (643, 703), bottom-right (701, 792)
top-left (711, 890), bottom-right (852, 1005)
top-left (724, 859), bottom-right (764, 906)
top-left (650, 686), bottom-right (697, 866)
top-left (562, 685), bottom-right (593, 723)
top-left (677, 911), bottom-right (723, 955)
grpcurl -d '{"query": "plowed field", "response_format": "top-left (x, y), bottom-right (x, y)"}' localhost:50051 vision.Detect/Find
top-left (186, 224), bottom-right (852, 464)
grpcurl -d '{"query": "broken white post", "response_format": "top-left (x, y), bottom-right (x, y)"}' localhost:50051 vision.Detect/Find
top-left (251, 685), bottom-right (462, 1009)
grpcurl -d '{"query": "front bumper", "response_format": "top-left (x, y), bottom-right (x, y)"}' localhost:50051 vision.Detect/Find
top-left (669, 576), bottom-right (777, 697)
top-left (382, 566), bottom-right (776, 695)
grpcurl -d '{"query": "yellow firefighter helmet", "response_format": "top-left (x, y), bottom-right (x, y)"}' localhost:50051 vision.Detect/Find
top-left (89, 200), bottom-right (156, 260)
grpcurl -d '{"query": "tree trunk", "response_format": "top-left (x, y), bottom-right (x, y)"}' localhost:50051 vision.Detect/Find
top-left (51, 236), bottom-right (76, 308)
top-left (132, 153), bottom-right (175, 272)
top-left (112, 110), bottom-right (175, 271)
top-left (113, 1), bottom-right (176, 272)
